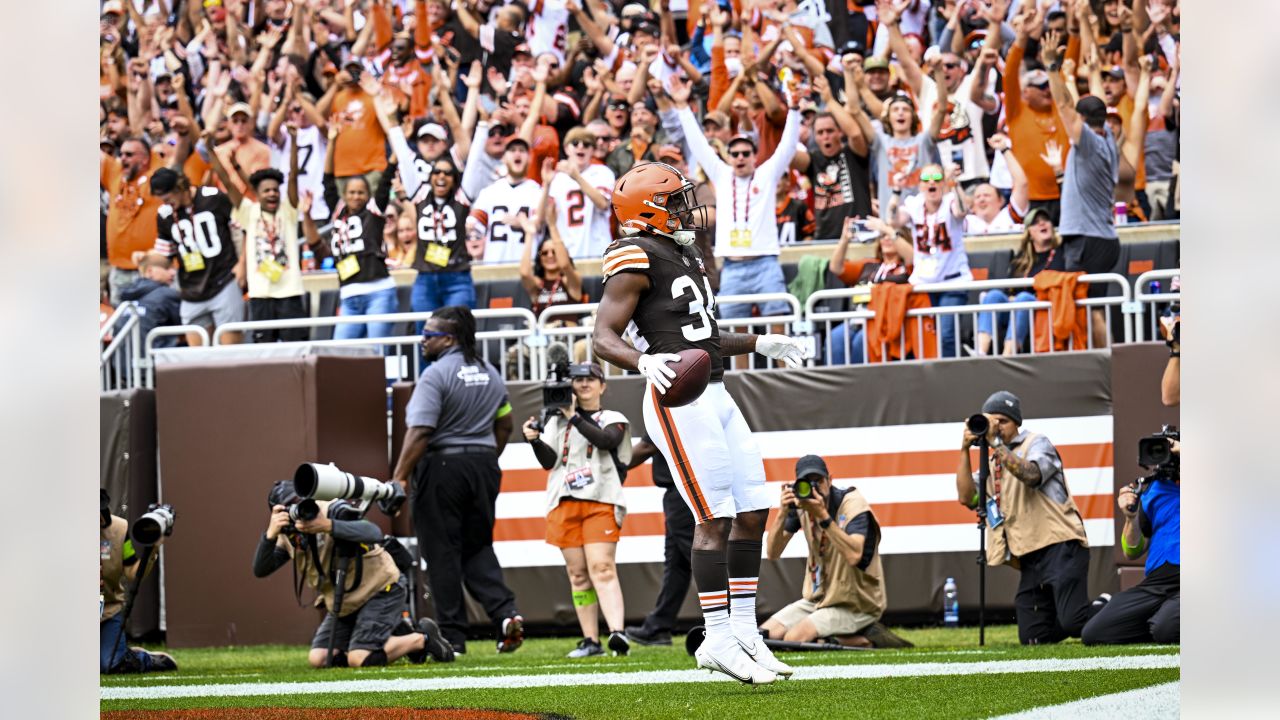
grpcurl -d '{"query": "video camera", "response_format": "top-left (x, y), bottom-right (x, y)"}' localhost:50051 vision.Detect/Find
top-left (1128, 426), bottom-right (1180, 511)
top-left (530, 342), bottom-right (574, 433)
top-left (130, 503), bottom-right (176, 546)
top-left (293, 462), bottom-right (406, 518)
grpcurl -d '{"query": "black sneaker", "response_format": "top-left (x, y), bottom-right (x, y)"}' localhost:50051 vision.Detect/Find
top-left (450, 642), bottom-right (467, 656)
top-left (567, 637), bottom-right (604, 658)
top-left (625, 625), bottom-right (673, 646)
top-left (497, 615), bottom-right (524, 653)
top-left (419, 618), bottom-right (455, 663)
top-left (142, 649), bottom-right (178, 672)
top-left (607, 630), bottom-right (631, 656)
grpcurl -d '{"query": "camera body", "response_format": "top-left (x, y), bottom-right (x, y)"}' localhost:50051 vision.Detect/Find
top-left (1138, 425), bottom-right (1180, 480)
top-left (530, 356), bottom-right (573, 433)
top-left (131, 503), bottom-right (176, 546)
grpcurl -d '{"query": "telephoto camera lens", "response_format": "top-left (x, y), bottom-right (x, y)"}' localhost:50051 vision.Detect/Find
top-left (792, 479), bottom-right (813, 499)
top-left (294, 463), bottom-right (397, 503)
top-left (966, 413), bottom-right (990, 436)
top-left (131, 504), bottom-right (176, 546)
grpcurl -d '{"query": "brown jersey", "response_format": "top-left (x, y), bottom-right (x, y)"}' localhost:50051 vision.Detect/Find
top-left (602, 235), bottom-right (724, 382)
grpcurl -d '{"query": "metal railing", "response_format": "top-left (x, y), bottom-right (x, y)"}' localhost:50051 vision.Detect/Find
top-left (102, 272), bottom-right (1157, 393)
top-left (1133, 268), bottom-right (1181, 343)
top-left (804, 273), bottom-right (1132, 364)
top-left (100, 303), bottom-right (143, 392)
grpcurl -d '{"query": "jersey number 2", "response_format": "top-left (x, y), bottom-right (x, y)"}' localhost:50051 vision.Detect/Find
top-left (671, 275), bottom-right (716, 342)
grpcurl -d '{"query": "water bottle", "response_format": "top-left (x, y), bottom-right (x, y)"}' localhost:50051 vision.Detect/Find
top-left (1114, 202), bottom-right (1128, 225)
top-left (301, 248), bottom-right (316, 272)
top-left (1147, 280), bottom-right (1161, 296)
top-left (943, 577), bottom-right (959, 627)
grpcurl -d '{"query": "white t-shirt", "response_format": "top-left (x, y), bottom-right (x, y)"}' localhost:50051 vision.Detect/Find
top-left (526, 0), bottom-right (571, 63)
top-left (549, 164), bottom-right (616, 260)
top-left (676, 106), bottom-right (801, 258)
top-left (919, 76), bottom-right (990, 183)
top-left (235, 197), bottom-right (304, 300)
top-left (966, 202), bottom-right (1028, 236)
top-left (903, 192), bottom-right (971, 284)
top-left (469, 177), bottom-right (543, 263)
top-left (270, 125), bottom-right (329, 221)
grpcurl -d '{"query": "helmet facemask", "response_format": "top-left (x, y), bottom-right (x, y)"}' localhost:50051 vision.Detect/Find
top-left (648, 181), bottom-right (706, 245)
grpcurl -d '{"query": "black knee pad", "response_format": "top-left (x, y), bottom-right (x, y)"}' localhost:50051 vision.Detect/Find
top-left (360, 649), bottom-right (388, 667)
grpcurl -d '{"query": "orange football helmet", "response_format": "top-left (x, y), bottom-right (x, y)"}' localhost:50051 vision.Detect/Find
top-left (611, 162), bottom-right (707, 242)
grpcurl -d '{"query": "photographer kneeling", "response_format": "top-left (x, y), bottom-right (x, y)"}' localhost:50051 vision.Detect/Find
top-left (763, 456), bottom-right (905, 648)
top-left (1082, 434), bottom-right (1180, 645)
top-left (252, 481), bottom-right (453, 667)
top-left (523, 363), bottom-right (634, 658)
top-left (100, 490), bottom-right (176, 673)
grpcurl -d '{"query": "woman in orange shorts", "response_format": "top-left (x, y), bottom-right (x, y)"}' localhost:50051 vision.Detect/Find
top-left (522, 362), bottom-right (632, 658)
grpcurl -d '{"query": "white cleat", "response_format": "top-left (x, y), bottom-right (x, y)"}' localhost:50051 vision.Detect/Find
top-left (695, 641), bottom-right (777, 685)
top-left (737, 636), bottom-right (795, 678)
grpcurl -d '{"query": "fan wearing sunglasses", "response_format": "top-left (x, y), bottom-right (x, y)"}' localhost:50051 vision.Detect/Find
top-left (894, 162), bottom-right (971, 358)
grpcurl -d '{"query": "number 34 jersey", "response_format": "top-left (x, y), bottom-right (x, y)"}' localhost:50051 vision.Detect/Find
top-left (154, 187), bottom-right (238, 303)
top-left (602, 235), bottom-right (723, 383)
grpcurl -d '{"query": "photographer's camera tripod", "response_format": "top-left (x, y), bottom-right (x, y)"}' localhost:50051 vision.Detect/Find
top-left (106, 543), bottom-right (156, 672)
top-left (967, 414), bottom-right (992, 647)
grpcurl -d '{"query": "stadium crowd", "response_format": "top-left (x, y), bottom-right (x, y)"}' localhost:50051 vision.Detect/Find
top-left (99, 0), bottom-right (1181, 351)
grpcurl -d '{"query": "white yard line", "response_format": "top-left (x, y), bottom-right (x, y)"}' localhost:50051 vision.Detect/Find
top-left (991, 680), bottom-right (1180, 719)
top-left (101, 653), bottom-right (1179, 701)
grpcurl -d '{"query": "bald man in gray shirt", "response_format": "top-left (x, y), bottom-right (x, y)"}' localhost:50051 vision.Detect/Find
top-left (392, 306), bottom-right (523, 655)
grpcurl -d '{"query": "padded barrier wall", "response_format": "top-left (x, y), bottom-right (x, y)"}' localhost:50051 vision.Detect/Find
top-left (100, 389), bottom-right (160, 637)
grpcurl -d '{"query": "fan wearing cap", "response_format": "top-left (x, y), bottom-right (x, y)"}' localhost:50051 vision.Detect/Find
top-left (316, 65), bottom-right (389, 193)
top-left (1004, 16), bottom-right (1072, 217)
top-left (375, 30), bottom-right (434, 121)
top-left (547, 128), bottom-right (618, 259)
top-left (211, 102), bottom-right (272, 199)
top-left (522, 362), bottom-right (634, 658)
top-left (468, 136), bottom-right (543, 263)
top-left (957, 391), bottom-right (1102, 645)
top-left (763, 455), bottom-right (895, 648)
top-left (974, 206), bottom-right (1066, 356)
top-left (102, 134), bottom-right (166, 304)
top-left (146, 162), bottom-right (244, 346)
top-left (1040, 37), bottom-right (1120, 349)
top-left (268, 82), bottom-right (331, 223)
top-left (671, 74), bottom-right (802, 320)
top-left (1105, 58), bottom-right (1155, 224)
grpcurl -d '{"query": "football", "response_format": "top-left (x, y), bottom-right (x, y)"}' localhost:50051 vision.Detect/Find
top-left (659, 349), bottom-right (711, 408)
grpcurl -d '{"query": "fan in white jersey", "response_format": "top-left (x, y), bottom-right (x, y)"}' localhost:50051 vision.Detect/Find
top-left (526, 0), bottom-right (570, 63)
top-left (547, 127), bottom-right (616, 259)
top-left (965, 134), bottom-right (1031, 235)
top-left (467, 137), bottom-right (543, 263)
top-left (267, 91), bottom-right (330, 222)
top-left (896, 162), bottom-right (971, 358)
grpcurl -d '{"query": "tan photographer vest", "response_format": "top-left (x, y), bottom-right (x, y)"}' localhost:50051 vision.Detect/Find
top-left (280, 532), bottom-right (399, 618)
top-left (100, 516), bottom-right (129, 622)
top-left (801, 489), bottom-right (887, 617)
top-left (985, 432), bottom-right (1089, 569)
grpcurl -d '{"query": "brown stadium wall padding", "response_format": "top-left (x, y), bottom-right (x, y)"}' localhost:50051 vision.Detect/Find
top-left (100, 389), bottom-right (160, 638)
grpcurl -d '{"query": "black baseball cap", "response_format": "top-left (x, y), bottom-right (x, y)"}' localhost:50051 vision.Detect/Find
top-left (841, 39), bottom-right (867, 58)
top-left (504, 136), bottom-right (531, 152)
top-left (795, 454), bottom-right (830, 479)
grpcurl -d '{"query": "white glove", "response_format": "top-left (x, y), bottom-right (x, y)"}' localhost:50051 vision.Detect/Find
top-left (636, 352), bottom-right (682, 393)
top-left (755, 334), bottom-right (805, 368)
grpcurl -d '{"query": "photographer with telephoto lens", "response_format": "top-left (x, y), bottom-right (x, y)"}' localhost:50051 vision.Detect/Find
top-left (763, 456), bottom-right (906, 648)
top-left (1083, 429), bottom-right (1180, 645)
top-left (100, 489), bottom-right (176, 673)
top-left (252, 480), bottom-right (453, 667)
top-left (956, 391), bottom-right (1103, 644)
top-left (523, 362), bottom-right (634, 658)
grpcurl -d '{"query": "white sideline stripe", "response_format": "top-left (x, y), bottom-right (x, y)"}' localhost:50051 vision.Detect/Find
top-left (100, 653), bottom-right (1178, 701)
top-left (495, 470), bottom-right (1116, 517)
top-left (497, 417), bottom-right (1112, 472)
top-left (991, 680), bottom-right (1180, 719)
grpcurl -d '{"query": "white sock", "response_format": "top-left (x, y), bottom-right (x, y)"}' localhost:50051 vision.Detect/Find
top-left (699, 590), bottom-right (731, 645)
top-left (728, 576), bottom-right (760, 642)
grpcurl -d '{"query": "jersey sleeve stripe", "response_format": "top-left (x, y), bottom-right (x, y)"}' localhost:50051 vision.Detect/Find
top-left (602, 257), bottom-right (650, 277)
top-left (602, 246), bottom-right (647, 263)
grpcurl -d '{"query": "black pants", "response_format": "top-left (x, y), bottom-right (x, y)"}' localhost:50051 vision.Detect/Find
top-left (1061, 234), bottom-right (1122, 297)
top-left (638, 486), bottom-right (696, 633)
top-left (1015, 540), bottom-right (1098, 644)
top-left (411, 450), bottom-right (519, 648)
top-left (1082, 562), bottom-right (1180, 645)
top-left (247, 295), bottom-right (309, 342)
top-left (1027, 198), bottom-right (1061, 225)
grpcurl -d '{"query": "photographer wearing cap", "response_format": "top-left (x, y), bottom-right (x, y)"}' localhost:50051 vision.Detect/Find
top-left (100, 489), bottom-right (176, 673)
top-left (956, 391), bottom-right (1099, 644)
top-left (1082, 434), bottom-right (1180, 645)
top-left (763, 456), bottom-right (898, 648)
top-left (523, 362), bottom-right (634, 658)
top-left (251, 481), bottom-right (453, 668)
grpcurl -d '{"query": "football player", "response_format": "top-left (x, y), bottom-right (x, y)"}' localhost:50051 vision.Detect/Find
top-left (592, 162), bottom-right (805, 685)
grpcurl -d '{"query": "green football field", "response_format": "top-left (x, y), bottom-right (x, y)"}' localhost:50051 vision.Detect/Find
top-left (100, 626), bottom-right (1180, 719)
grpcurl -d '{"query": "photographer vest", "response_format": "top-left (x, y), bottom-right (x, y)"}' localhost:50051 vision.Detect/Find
top-left (100, 516), bottom-right (129, 622)
top-left (544, 410), bottom-right (632, 517)
top-left (985, 432), bottom-right (1089, 568)
top-left (282, 534), bottom-right (399, 618)
top-left (800, 488), bottom-right (887, 617)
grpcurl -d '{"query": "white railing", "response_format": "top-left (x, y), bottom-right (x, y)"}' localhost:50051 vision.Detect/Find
top-left (100, 303), bottom-right (143, 392)
top-left (714, 293), bottom-right (805, 370)
top-left (803, 273), bottom-right (1132, 364)
top-left (1133, 268), bottom-right (1180, 343)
